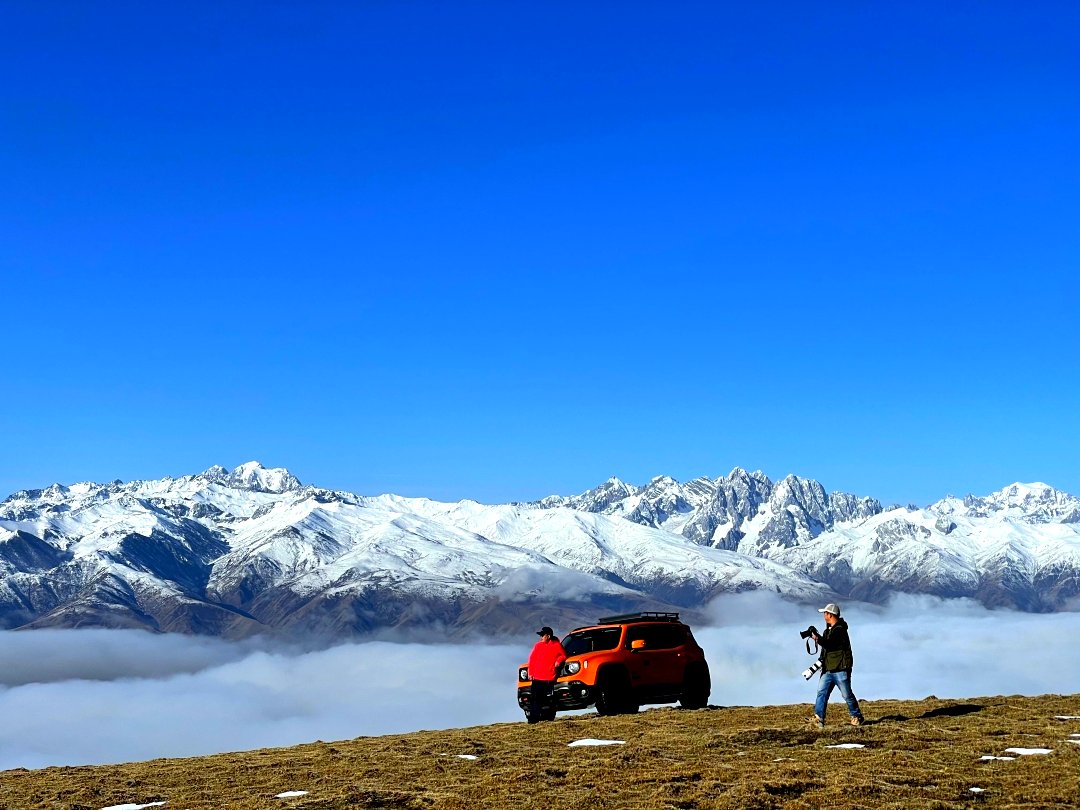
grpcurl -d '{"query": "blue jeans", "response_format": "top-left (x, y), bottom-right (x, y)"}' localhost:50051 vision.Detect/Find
top-left (815, 670), bottom-right (862, 721)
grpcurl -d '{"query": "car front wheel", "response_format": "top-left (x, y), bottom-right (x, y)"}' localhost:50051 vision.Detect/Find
top-left (595, 669), bottom-right (637, 715)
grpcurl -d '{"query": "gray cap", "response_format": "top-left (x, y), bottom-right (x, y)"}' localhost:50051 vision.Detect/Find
top-left (817, 602), bottom-right (842, 617)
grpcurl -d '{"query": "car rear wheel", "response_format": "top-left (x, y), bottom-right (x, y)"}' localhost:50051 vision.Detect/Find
top-left (679, 664), bottom-right (710, 709)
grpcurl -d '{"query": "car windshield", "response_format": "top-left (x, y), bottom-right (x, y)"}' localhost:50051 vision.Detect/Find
top-left (562, 627), bottom-right (622, 656)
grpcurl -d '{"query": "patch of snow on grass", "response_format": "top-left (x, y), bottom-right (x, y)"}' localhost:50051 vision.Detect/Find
top-left (568, 739), bottom-right (625, 747)
top-left (1055, 715), bottom-right (1080, 720)
top-left (100, 804), bottom-right (166, 810)
top-left (825, 743), bottom-right (864, 749)
top-left (969, 787), bottom-right (986, 793)
top-left (1004, 747), bottom-right (1052, 755)
top-left (980, 755), bottom-right (1016, 761)
top-left (275, 791), bottom-right (309, 799)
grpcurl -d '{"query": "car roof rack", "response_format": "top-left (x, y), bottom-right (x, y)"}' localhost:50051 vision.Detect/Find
top-left (596, 611), bottom-right (681, 624)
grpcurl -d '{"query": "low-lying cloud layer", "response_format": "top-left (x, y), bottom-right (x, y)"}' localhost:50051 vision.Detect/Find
top-left (1, 594), bottom-right (1077, 770)
top-left (697, 591), bottom-right (1079, 707)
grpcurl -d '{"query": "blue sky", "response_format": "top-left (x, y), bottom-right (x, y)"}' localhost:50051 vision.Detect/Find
top-left (3, 2), bottom-right (1078, 506)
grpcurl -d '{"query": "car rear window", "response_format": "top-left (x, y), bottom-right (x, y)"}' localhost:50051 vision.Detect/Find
top-left (563, 627), bottom-right (622, 656)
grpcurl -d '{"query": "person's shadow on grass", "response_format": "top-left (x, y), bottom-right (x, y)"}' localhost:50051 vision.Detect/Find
top-left (872, 703), bottom-right (984, 724)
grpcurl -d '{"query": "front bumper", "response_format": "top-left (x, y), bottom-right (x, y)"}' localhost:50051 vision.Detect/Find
top-left (517, 681), bottom-right (594, 711)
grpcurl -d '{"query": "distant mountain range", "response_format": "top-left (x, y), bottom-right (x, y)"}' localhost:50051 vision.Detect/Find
top-left (534, 470), bottom-right (1080, 610)
top-left (1, 463), bottom-right (1078, 638)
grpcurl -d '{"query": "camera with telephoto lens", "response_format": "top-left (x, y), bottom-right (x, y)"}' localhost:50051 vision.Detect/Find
top-left (799, 625), bottom-right (822, 680)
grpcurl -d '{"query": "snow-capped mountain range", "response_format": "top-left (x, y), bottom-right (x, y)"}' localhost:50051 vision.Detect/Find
top-left (1, 463), bottom-right (1078, 638)
top-left (544, 473), bottom-right (1080, 611)
top-left (534, 468), bottom-right (885, 555)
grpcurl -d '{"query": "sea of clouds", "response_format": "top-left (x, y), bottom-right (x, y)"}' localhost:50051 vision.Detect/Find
top-left (1, 592), bottom-right (1077, 770)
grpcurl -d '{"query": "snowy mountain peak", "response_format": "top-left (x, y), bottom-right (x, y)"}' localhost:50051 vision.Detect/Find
top-left (642, 476), bottom-right (684, 498)
top-left (222, 462), bottom-right (302, 494)
top-left (988, 482), bottom-right (1063, 508)
top-left (598, 476), bottom-right (636, 496)
top-left (533, 476), bottom-right (643, 512)
top-left (931, 482), bottom-right (1080, 524)
top-left (198, 465), bottom-right (229, 482)
top-left (724, 467), bottom-right (772, 487)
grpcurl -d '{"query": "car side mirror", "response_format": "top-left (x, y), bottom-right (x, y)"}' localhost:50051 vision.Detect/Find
top-left (630, 639), bottom-right (646, 650)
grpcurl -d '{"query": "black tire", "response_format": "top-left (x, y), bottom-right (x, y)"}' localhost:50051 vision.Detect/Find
top-left (540, 706), bottom-right (557, 722)
top-left (679, 663), bottom-right (711, 709)
top-left (595, 669), bottom-right (636, 716)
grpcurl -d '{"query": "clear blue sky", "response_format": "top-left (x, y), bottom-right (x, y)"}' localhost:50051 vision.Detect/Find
top-left (3, 2), bottom-right (1078, 507)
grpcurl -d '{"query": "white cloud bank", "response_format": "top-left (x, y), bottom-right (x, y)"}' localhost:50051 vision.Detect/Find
top-left (1, 593), bottom-right (1078, 770)
top-left (697, 591), bottom-right (1080, 707)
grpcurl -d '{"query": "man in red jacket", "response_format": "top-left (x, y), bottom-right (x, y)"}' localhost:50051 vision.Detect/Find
top-left (527, 626), bottom-right (566, 723)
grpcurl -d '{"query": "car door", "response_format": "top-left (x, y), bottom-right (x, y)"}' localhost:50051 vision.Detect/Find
top-left (624, 624), bottom-right (683, 700)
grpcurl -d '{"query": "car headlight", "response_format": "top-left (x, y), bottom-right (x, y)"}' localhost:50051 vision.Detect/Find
top-left (518, 667), bottom-right (529, 681)
top-left (565, 661), bottom-right (581, 675)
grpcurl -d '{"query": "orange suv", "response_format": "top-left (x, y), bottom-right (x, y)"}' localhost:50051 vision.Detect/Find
top-left (516, 612), bottom-right (711, 719)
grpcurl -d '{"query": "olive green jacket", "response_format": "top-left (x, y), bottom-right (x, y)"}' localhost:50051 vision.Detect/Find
top-left (819, 618), bottom-right (854, 672)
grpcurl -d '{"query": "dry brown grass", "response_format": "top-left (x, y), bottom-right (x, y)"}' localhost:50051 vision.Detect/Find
top-left (4, 694), bottom-right (1080, 809)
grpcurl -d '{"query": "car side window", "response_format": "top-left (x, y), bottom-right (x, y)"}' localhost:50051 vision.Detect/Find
top-left (624, 624), bottom-right (687, 649)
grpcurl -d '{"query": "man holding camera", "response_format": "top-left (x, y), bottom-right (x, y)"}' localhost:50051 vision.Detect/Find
top-left (809, 602), bottom-right (865, 727)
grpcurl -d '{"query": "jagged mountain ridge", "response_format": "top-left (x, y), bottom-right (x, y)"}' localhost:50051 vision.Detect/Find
top-left (538, 474), bottom-right (1080, 611)
top-left (764, 485), bottom-right (1080, 610)
top-left (535, 467), bottom-right (884, 555)
top-left (0, 463), bottom-right (828, 638)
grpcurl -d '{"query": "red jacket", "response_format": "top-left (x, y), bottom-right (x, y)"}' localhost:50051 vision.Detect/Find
top-left (528, 638), bottom-right (566, 681)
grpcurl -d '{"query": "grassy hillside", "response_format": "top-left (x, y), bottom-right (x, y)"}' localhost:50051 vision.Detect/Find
top-left (4, 694), bottom-right (1080, 809)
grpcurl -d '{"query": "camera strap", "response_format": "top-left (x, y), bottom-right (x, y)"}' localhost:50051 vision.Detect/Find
top-left (805, 638), bottom-right (819, 656)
